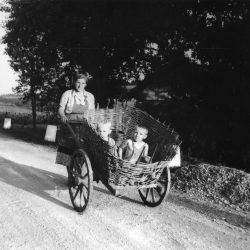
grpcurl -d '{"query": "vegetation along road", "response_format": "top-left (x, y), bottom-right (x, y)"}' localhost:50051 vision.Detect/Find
top-left (0, 131), bottom-right (249, 250)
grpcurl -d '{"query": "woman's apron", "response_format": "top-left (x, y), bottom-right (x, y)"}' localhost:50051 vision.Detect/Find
top-left (56, 97), bottom-right (89, 166)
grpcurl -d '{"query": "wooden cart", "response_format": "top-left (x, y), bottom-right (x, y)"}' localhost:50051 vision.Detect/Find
top-left (56, 106), bottom-right (181, 212)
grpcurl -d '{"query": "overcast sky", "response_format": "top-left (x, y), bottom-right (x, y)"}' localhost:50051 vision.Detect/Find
top-left (0, 4), bottom-right (18, 95)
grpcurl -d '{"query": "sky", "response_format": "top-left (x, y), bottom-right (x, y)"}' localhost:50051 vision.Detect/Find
top-left (0, 5), bottom-right (18, 95)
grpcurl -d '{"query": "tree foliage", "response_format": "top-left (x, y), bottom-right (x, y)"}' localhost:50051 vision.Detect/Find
top-left (1, 0), bottom-right (250, 170)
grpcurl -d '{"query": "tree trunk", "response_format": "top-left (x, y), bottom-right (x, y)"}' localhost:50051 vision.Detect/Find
top-left (31, 84), bottom-right (36, 129)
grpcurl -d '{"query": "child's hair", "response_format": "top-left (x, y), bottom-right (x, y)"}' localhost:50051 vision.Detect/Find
top-left (97, 121), bottom-right (112, 131)
top-left (135, 125), bottom-right (149, 135)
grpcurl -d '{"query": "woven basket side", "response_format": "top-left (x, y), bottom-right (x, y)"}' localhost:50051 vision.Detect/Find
top-left (108, 159), bottom-right (167, 187)
top-left (121, 107), bottom-right (181, 162)
top-left (65, 106), bottom-right (181, 188)
top-left (69, 118), bottom-right (164, 187)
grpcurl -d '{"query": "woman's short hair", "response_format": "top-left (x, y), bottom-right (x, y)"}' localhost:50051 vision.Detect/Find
top-left (76, 72), bottom-right (92, 81)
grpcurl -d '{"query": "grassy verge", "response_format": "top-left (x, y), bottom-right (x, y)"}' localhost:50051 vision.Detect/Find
top-left (0, 124), bottom-right (57, 148)
top-left (171, 158), bottom-right (250, 212)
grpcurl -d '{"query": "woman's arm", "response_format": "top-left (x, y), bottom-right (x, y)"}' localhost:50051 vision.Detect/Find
top-left (58, 92), bottom-right (68, 123)
top-left (58, 106), bottom-right (68, 123)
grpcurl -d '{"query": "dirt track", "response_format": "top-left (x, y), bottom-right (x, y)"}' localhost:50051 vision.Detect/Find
top-left (0, 131), bottom-right (249, 250)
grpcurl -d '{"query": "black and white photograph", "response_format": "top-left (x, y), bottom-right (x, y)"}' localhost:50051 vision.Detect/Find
top-left (0, 0), bottom-right (249, 249)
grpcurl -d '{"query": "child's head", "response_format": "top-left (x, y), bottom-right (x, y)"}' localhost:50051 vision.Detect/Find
top-left (133, 125), bottom-right (148, 142)
top-left (97, 121), bottom-right (112, 140)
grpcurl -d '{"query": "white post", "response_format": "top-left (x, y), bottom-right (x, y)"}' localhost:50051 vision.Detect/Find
top-left (168, 146), bottom-right (181, 167)
top-left (3, 118), bottom-right (11, 129)
top-left (44, 125), bottom-right (57, 142)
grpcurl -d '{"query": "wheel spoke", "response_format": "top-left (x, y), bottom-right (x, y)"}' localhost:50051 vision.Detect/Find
top-left (155, 186), bottom-right (162, 195)
top-left (80, 173), bottom-right (88, 180)
top-left (145, 189), bottom-right (149, 200)
top-left (82, 182), bottom-right (89, 191)
top-left (83, 190), bottom-right (87, 204)
top-left (151, 189), bottom-right (155, 203)
top-left (75, 156), bottom-right (83, 170)
top-left (77, 159), bottom-right (82, 170)
top-left (80, 183), bottom-right (87, 204)
top-left (79, 185), bottom-right (84, 207)
top-left (73, 158), bottom-right (78, 168)
top-left (73, 185), bottom-right (81, 201)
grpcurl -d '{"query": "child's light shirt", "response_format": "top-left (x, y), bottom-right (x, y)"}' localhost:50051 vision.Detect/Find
top-left (121, 139), bottom-right (148, 164)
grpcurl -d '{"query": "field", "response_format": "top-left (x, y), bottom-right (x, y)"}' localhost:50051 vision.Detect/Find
top-left (0, 104), bottom-right (32, 114)
top-left (0, 94), bottom-right (32, 114)
top-left (0, 94), bottom-right (57, 125)
top-left (0, 94), bottom-right (56, 146)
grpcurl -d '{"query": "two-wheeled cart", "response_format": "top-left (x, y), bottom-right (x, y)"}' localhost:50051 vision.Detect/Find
top-left (56, 106), bottom-right (181, 212)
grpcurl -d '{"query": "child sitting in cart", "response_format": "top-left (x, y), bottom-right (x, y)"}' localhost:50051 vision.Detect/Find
top-left (97, 121), bottom-right (117, 155)
top-left (118, 125), bottom-right (151, 164)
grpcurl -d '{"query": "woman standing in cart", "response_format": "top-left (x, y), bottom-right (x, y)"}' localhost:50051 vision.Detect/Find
top-left (56, 73), bottom-right (95, 166)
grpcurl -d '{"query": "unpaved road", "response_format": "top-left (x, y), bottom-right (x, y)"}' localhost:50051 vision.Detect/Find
top-left (0, 132), bottom-right (249, 250)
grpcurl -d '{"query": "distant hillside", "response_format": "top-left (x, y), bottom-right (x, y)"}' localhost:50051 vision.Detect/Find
top-left (0, 94), bottom-right (30, 107)
top-left (0, 94), bottom-right (20, 99)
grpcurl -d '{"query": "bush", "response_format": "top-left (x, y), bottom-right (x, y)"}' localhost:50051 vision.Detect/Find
top-left (172, 160), bottom-right (250, 211)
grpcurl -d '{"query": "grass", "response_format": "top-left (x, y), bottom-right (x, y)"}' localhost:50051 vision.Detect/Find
top-left (0, 124), bottom-right (57, 148)
top-left (0, 108), bottom-right (58, 125)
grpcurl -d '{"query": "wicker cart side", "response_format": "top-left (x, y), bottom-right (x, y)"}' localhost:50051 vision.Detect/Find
top-left (74, 107), bottom-right (181, 188)
top-left (121, 107), bottom-right (181, 162)
top-left (75, 119), bottom-right (166, 187)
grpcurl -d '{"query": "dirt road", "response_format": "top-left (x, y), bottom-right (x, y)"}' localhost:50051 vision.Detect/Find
top-left (0, 132), bottom-right (249, 250)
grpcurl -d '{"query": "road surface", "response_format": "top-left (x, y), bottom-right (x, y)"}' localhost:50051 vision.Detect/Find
top-left (0, 132), bottom-right (249, 250)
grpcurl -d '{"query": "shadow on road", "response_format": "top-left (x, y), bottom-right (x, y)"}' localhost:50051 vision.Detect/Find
top-left (0, 156), bottom-right (73, 211)
top-left (94, 186), bottom-right (143, 205)
top-left (168, 193), bottom-right (250, 230)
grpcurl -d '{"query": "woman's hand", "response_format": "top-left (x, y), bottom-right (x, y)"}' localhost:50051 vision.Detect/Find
top-left (61, 115), bottom-right (68, 124)
top-left (58, 106), bottom-right (68, 124)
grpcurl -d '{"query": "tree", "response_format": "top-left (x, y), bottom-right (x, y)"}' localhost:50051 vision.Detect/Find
top-left (2, 0), bottom-right (250, 170)
top-left (2, 0), bottom-right (191, 108)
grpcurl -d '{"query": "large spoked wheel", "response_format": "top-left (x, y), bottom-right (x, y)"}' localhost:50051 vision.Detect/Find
top-left (138, 167), bottom-right (171, 207)
top-left (68, 149), bottom-right (93, 212)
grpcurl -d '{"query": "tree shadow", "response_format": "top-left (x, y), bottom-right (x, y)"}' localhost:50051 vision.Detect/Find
top-left (0, 156), bottom-right (73, 211)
